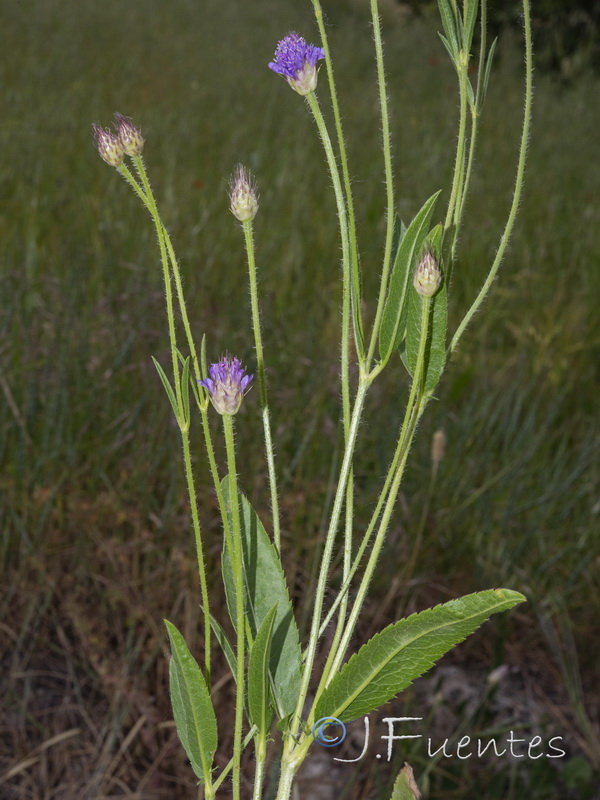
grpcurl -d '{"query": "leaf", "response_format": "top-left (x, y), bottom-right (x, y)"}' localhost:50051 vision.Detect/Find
top-left (165, 620), bottom-right (217, 782)
top-left (481, 37), bottom-right (498, 108)
top-left (221, 477), bottom-right (302, 718)
top-left (209, 614), bottom-right (237, 680)
top-left (438, 32), bottom-right (457, 66)
top-left (437, 0), bottom-right (461, 58)
top-left (152, 356), bottom-right (181, 421)
top-left (462, 0), bottom-right (479, 53)
top-left (314, 589), bottom-right (525, 724)
top-left (247, 605), bottom-right (277, 734)
top-left (404, 224), bottom-right (447, 393)
top-left (391, 763), bottom-right (422, 800)
top-left (379, 192), bottom-right (441, 365)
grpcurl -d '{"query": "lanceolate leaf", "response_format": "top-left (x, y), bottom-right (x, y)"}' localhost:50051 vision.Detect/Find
top-left (314, 589), bottom-right (525, 724)
top-left (379, 192), bottom-right (441, 365)
top-left (165, 620), bottom-right (217, 783)
top-left (152, 356), bottom-right (180, 421)
top-left (209, 614), bottom-right (237, 680)
top-left (437, 0), bottom-right (461, 58)
top-left (247, 605), bottom-right (277, 734)
top-left (221, 477), bottom-right (302, 718)
top-left (463, 0), bottom-right (479, 53)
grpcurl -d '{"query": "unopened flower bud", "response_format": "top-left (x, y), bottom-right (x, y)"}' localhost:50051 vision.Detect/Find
top-left (268, 33), bottom-right (325, 96)
top-left (93, 124), bottom-right (124, 167)
top-left (229, 165), bottom-right (259, 222)
top-left (114, 112), bottom-right (144, 157)
top-left (199, 356), bottom-right (253, 415)
top-left (413, 250), bottom-right (441, 297)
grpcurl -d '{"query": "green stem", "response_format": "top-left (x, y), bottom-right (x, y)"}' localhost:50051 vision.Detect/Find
top-left (365, 0), bottom-right (397, 368)
top-left (306, 90), bottom-right (355, 643)
top-left (324, 296), bottom-right (431, 685)
top-left (223, 414), bottom-right (245, 800)
top-left (127, 156), bottom-right (232, 559)
top-left (311, 0), bottom-right (364, 359)
top-left (180, 432), bottom-right (211, 681)
top-left (288, 379), bottom-right (369, 742)
top-left (451, 0), bottom-right (488, 264)
top-left (125, 158), bottom-right (181, 407)
top-left (450, 0), bottom-right (533, 352)
top-left (274, 760), bottom-right (298, 800)
top-left (212, 726), bottom-right (257, 794)
top-left (443, 52), bottom-right (469, 279)
top-left (242, 219), bottom-right (281, 551)
top-left (252, 737), bottom-right (267, 800)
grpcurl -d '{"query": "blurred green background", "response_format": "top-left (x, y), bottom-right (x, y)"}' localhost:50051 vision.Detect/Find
top-left (1, 0), bottom-right (599, 798)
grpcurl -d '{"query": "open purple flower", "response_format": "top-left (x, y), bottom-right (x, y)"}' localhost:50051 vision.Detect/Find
top-left (268, 33), bottom-right (325, 96)
top-left (199, 356), bottom-right (253, 415)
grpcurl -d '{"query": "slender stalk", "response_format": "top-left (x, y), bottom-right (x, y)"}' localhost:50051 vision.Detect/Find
top-left (305, 90), bottom-right (355, 642)
top-left (127, 156), bottom-right (232, 557)
top-left (126, 158), bottom-right (181, 406)
top-left (123, 157), bottom-right (218, 678)
top-left (288, 380), bottom-right (369, 742)
top-left (443, 53), bottom-right (469, 278)
top-left (223, 414), bottom-right (245, 800)
top-left (181, 432), bottom-right (211, 681)
top-left (451, 0), bottom-right (488, 264)
top-left (324, 296), bottom-right (431, 684)
top-left (450, 0), bottom-right (533, 352)
top-left (365, 0), bottom-right (397, 368)
top-left (242, 219), bottom-right (281, 550)
top-left (311, 0), bottom-right (364, 359)
top-left (212, 726), bottom-right (257, 794)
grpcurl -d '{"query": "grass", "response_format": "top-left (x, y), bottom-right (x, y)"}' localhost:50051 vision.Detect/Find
top-left (1, 0), bottom-right (599, 797)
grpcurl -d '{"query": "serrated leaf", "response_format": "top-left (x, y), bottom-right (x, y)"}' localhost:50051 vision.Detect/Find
top-left (437, 0), bottom-right (461, 57)
top-left (165, 620), bottom-right (217, 782)
top-left (152, 356), bottom-right (181, 421)
top-left (315, 589), bottom-right (525, 723)
top-left (379, 192), bottom-right (441, 365)
top-left (391, 763), bottom-right (422, 800)
top-left (221, 478), bottom-right (302, 718)
top-left (248, 605), bottom-right (277, 734)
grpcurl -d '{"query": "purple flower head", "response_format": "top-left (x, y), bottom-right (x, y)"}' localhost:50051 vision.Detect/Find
top-left (93, 124), bottom-right (124, 167)
top-left (199, 356), bottom-right (253, 415)
top-left (268, 33), bottom-right (325, 96)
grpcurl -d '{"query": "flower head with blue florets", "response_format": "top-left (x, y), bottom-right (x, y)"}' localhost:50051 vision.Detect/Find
top-left (199, 356), bottom-right (253, 416)
top-left (268, 33), bottom-right (325, 96)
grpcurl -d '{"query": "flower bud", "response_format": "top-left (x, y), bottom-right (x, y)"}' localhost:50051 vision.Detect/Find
top-left (93, 124), bottom-right (124, 167)
top-left (229, 165), bottom-right (259, 222)
top-left (114, 112), bottom-right (144, 157)
top-left (199, 356), bottom-right (253, 415)
top-left (413, 250), bottom-right (441, 297)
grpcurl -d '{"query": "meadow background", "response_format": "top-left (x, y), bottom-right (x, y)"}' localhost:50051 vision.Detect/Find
top-left (1, 0), bottom-right (599, 797)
